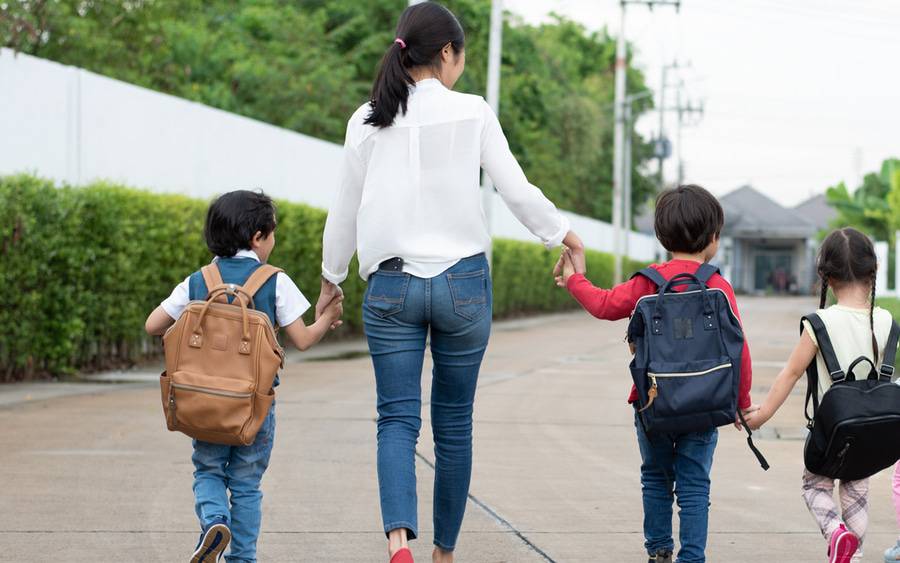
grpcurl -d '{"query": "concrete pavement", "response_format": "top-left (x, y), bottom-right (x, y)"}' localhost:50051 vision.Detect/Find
top-left (1, 298), bottom-right (897, 562)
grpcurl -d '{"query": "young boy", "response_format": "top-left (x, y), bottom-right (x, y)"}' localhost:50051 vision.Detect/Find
top-left (555, 184), bottom-right (755, 563)
top-left (145, 190), bottom-right (343, 563)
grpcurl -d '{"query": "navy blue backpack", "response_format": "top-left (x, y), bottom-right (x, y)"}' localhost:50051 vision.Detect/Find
top-left (627, 264), bottom-right (769, 469)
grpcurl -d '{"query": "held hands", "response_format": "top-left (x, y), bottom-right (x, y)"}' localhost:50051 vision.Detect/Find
top-left (734, 404), bottom-right (763, 431)
top-left (316, 277), bottom-right (344, 330)
top-left (741, 404), bottom-right (770, 431)
top-left (553, 247), bottom-right (586, 288)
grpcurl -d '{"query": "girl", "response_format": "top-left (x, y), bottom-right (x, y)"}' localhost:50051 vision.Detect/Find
top-left (746, 227), bottom-right (895, 563)
top-left (887, 462), bottom-right (900, 561)
top-left (317, 3), bottom-right (581, 562)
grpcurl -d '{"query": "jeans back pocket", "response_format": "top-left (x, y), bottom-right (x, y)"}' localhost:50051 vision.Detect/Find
top-left (365, 271), bottom-right (411, 318)
top-left (447, 269), bottom-right (488, 321)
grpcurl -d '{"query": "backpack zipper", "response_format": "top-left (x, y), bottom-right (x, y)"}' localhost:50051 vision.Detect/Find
top-left (171, 382), bottom-right (253, 399)
top-left (638, 363), bottom-right (731, 413)
top-left (648, 362), bottom-right (732, 378)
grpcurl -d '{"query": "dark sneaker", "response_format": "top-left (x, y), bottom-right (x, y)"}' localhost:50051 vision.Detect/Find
top-left (648, 549), bottom-right (673, 563)
top-left (191, 518), bottom-right (231, 563)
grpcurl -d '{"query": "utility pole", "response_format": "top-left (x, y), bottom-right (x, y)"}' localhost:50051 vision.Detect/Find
top-left (674, 92), bottom-right (703, 185)
top-left (623, 90), bottom-right (652, 262)
top-left (656, 61), bottom-right (683, 191)
top-left (613, 0), bottom-right (680, 284)
top-left (483, 0), bottom-right (503, 266)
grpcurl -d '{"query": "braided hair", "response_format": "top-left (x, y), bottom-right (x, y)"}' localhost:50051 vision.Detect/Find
top-left (817, 227), bottom-right (880, 361)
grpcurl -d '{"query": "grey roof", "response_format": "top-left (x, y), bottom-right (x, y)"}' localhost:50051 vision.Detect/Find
top-left (793, 193), bottom-right (837, 232)
top-left (720, 185), bottom-right (817, 239)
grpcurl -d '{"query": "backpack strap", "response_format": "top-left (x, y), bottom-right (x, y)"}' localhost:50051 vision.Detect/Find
top-left (802, 314), bottom-right (846, 383)
top-left (201, 264), bottom-right (227, 303)
top-left (736, 408), bottom-right (770, 471)
top-left (633, 267), bottom-right (668, 288)
top-left (801, 325), bottom-right (820, 427)
top-left (240, 264), bottom-right (284, 303)
top-left (694, 262), bottom-right (720, 284)
top-left (880, 320), bottom-right (900, 380)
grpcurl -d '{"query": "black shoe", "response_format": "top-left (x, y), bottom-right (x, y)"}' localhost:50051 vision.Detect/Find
top-left (648, 549), bottom-right (673, 563)
top-left (191, 518), bottom-right (231, 563)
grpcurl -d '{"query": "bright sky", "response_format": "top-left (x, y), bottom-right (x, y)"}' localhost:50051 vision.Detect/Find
top-left (505, 0), bottom-right (900, 207)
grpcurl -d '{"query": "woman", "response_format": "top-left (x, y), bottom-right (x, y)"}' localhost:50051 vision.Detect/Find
top-left (317, 3), bottom-right (582, 562)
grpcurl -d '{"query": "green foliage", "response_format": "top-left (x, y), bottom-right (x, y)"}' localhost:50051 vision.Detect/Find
top-left (826, 158), bottom-right (900, 243)
top-left (1, 0), bottom-right (655, 222)
top-left (876, 297), bottom-right (900, 321)
top-left (0, 175), bottom-right (643, 380)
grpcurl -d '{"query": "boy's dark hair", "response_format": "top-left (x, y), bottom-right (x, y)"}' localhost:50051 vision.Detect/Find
top-left (817, 227), bottom-right (879, 360)
top-left (654, 184), bottom-right (724, 254)
top-left (204, 190), bottom-right (276, 257)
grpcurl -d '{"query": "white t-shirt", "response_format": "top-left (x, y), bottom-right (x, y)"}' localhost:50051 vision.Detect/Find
top-left (802, 304), bottom-right (895, 396)
top-left (160, 249), bottom-right (310, 327)
top-left (321, 78), bottom-right (570, 283)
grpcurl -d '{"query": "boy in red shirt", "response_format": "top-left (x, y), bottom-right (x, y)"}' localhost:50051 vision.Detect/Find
top-left (555, 185), bottom-right (756, 563)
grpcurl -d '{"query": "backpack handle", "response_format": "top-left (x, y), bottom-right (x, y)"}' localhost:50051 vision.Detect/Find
top-left (190, 284), bottom-right (254, 355)
top-left (845, 356), bottom-right (879, 382)
top-left (651, 272), bottom-right (715, 334)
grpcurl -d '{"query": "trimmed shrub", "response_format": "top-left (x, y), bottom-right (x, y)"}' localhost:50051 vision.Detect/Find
top-left (0, 175), bottom-right (648, 380)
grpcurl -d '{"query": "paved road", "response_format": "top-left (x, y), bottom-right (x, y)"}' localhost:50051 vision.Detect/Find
top-left (1, 297), bottom-right (897, 562)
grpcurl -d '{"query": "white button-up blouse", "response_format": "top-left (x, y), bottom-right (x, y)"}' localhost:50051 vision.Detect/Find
top-left (322, 78), bottom-right (570, 283)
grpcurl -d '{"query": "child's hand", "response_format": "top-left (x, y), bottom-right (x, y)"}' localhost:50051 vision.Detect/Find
top-left (738, 404), bottom-right (765, 431)
top-left (554, 248), bottom-right (585, 288)
top-left (322, 294), bottom-right (344, 330)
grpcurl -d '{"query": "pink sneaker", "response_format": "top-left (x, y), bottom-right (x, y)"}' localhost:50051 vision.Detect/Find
top-left (829, 524), bottom-right (860, 563)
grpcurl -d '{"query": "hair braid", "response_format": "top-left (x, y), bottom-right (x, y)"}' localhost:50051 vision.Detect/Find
top-left (871, 275), bottom-right (879, 362)
top-left (819, 279), bottom-right (829, 309)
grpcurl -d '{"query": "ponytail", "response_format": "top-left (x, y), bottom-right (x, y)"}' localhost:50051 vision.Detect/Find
top-left (365, 2), bottom-right (465, 128)
top-left (870, 276), bottom-right (879, 362)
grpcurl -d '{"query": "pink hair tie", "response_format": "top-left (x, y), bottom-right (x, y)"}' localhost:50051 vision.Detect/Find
top-left (394, 38), bottom-right (407, 49)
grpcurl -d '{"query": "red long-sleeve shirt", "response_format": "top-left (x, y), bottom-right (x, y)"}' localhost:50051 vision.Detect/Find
top-left (566, 259), bottom-right (752, 410)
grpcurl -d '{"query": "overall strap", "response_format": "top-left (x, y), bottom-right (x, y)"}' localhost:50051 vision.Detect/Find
top-left (633, 267), bottom-right (668, 288)
top-left (880, 320), bottom-right (900, 379)
top-left (200, 264), bottom-right (227, 303)
top-left (802, 314), bottom-right (845, 383)
top-left (694, 262), bottom-right (720, 284)
top-left (241, 265), bottom-right (283, 300)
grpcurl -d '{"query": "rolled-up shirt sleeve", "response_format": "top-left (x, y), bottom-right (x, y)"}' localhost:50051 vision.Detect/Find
top-left (480, 100), bottom-right (570, 248)
top-left (322, 118), bottom-right (366, 285)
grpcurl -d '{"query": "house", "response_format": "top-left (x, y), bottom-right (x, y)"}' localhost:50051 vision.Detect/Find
top-left (636, 186), bottom-right (834, 294)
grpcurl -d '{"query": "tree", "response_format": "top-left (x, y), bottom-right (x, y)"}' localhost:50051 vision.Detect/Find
top-left (1, 0), bottom-right (656, 222)
top-left (827, 158), bottom-right (900, 243)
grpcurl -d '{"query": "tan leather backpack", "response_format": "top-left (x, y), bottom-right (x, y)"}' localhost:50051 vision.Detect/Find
top-left (160, 263), bottom-right (285, 446)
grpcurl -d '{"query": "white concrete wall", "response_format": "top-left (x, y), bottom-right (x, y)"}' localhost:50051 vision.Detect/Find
top-left (0, 48), bottom-right (661, 261)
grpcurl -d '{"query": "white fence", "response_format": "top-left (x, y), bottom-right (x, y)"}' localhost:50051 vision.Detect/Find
top-left (0, 48), bottom-right (663, 262)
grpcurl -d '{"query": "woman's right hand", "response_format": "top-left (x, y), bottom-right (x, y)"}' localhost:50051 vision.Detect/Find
top-left (316, 277), bottom-right (344, 329)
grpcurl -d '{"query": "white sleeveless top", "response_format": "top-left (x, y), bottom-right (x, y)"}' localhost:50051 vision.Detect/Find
top-left (802, 304), bottom-right (895, 396)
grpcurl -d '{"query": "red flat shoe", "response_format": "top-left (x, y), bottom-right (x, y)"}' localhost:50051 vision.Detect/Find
top-left (390, 547), bottom-right (414, 563)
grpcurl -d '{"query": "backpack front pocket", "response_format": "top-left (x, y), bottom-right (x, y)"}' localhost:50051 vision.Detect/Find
top-left (168, 371), bottom-right (254, 436)
top-left (646, 358), bottom-right (735, 418)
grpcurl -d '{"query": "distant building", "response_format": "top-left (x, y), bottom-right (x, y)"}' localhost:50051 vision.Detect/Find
top-left (636, 186), bottom-right (835, 294)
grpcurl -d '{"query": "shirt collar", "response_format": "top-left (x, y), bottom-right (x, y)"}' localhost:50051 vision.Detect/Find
top-left (213, 249), bottom-right (261, 263)
top-left (413, 78), bottom-right (444, 91)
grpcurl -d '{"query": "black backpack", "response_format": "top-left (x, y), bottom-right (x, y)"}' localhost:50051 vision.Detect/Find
top-left (802, 313), bottom-right (900, 480)
top-left (628, 264), bottom-right (768, 469)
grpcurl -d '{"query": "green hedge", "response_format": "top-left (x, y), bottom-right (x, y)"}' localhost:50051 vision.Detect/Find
top-left (0, 175), bottom-right (647, 380)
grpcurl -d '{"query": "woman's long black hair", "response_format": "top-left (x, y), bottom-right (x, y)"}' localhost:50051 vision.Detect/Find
top-left (364, 2), bottom-right (465, 128)
top-left (817, 227), bottom-right (880, 361)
